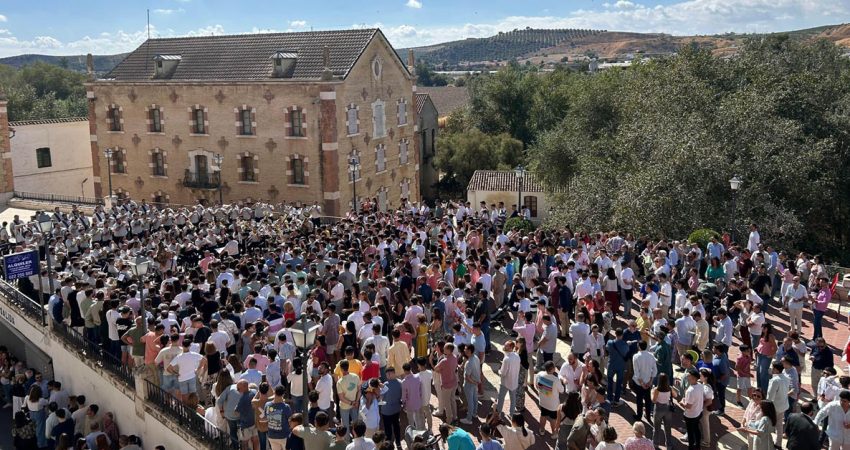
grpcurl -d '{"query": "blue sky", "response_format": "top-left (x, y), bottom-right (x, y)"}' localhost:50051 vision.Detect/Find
top-left (1, 0), bottom-right (848, 57)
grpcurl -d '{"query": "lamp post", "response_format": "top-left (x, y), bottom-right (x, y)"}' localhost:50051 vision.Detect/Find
top-left (348, 155), bottom-right (360, 213)
top-left (289, 315), bottom-right (320, 415)
top-left (103, 148), bottom-right (114, 202)
top-left (36, 213), bottom-right (55, 307)
top-left (729, 175), bottom-right (742, 243)
top-left (514, 165), bottom-right (526, 215)
top-left (128, 255), bottom-right (150, 323)
top-left (212, 153), bottom-right (224, 205)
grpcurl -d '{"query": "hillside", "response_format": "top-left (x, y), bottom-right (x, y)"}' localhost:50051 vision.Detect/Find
top-left (0, 53), bottom-right (128, 74)
top-left (405, 23), bottom-right (850, 68)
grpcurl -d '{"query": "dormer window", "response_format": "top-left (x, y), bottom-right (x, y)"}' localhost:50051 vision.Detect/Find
top-left (270, 51), bottom-right (298, 78)
top-left (153, 55), bottom-right (181, 78)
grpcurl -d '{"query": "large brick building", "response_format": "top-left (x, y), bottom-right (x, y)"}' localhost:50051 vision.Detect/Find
top-left (87, 28), bottom-right (419, 215)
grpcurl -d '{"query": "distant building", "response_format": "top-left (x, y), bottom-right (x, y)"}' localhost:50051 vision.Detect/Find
top-left (417, 86), bottom-right (470, 123)
top-left (8, 117), bottom-right (94, 198)
top-left (87, 28), bottom-right (419, 214)
top-left (467, 170), bottom-right (561, 224)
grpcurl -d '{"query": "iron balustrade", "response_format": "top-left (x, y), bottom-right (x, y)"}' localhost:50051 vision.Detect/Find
top-left (0, 279), bottom-right (45, 325)
top-left (144, 379), bottom-right (232, 449)
top-left (13, 191), bottom-right (104, 206)
top-left (52, 321), bottom-right (136, 389)
top-left (183, 170), bottom-right (222, 190)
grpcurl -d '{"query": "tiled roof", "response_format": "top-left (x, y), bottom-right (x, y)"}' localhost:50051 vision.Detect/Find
top-left (9, 117), bottom-right (88, 126)
top-left (104, 29), bottom-right (384, 81)
top-left (417, 86), bottom-right (469, 116)
top-left (467, 170), bottom-right (566, 193)
top-left (414, 93), bottom-right (430, 114)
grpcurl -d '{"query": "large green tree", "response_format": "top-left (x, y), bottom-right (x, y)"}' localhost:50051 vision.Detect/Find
top-left (527, 36), bottom-right (850, 260)
top-left (433, 128), bottom-right (523, 197)
top-left (0, 62), bottom-right (87, 121)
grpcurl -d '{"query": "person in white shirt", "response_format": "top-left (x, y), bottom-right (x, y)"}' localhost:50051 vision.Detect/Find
top-left (569, 317), bottom-right (591, 359)
top-left (632, 341), bottom-right (658, 421)
top-left (361, 324), bottom-right (389, 375)
top-left (208, 320), bottom-right (231, 356)
top-left (766, 361), bottom-right (791, 448)
top-left (415, 358), bottom-right (433, 431)
top-left (679, 369), bottom-right (704, 450)
top-left (346, 421), bottom-right (376, 450)
top-left (815, 390), bottom-right (850, 450)
top-left (558, 352), bottom-right (585, 393)
top-left (784, 277), bottom-right (807, 334)
top-left (747, 224), bottom-right (761, 253)
top-left (314, 362), bottom-right (334, 411)
top-left (167, 340), bottom-right (206, 403)
top-left (495, 340), bottom-right (521, 417)
top-left (620, 264), bottom-right (635, 316)
top-left (658, 274), bottom-right (672, 318)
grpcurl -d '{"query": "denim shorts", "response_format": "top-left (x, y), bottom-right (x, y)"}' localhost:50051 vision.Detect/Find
top-left (178, 377), bottom-right (197, 394)
top-left (161, 373), bottom-right (178, 391)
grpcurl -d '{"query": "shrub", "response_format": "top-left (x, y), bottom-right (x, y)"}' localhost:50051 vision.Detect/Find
top-left (504, 217), bottom-right (536, 233)
top-left (688, 228), bottom-right (720, 250)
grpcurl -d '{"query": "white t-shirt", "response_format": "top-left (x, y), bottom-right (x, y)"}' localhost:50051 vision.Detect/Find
top-left (619, 267), bottom-right (634, 290)
top-left (748, 312), bottom-right (765, 336)
top-left (315, 373), bottom-right (333, 409)
top-left (534, 372), bottom-right (564, 411)
top-left (170, 351), bottom-right (203, 382)
top-left (683, 382), bottom-right (704, 418)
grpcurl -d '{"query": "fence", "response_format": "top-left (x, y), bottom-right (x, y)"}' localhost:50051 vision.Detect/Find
top-left (13, 190), bottom-right (104, 206)
top-left (52, 321), bottom-right (135, 389)
top-left (0, 279), bottom-right (45, 325)
top-left (144, 379), bottom-right (232, 450)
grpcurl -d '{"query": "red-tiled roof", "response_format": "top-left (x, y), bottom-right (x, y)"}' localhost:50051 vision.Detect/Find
top-left (467, 170), bottom-right (565, 193)
top-left (418, 86), bottom-right (469, 117)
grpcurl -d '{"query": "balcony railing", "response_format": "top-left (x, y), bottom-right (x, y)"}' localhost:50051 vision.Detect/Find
top-left (0, 279), bottom-right (45, 325)
top-left (183, 170), bottom-right (221, 190)
top-left (145, 380), bottom-right (232, 449)
top-left (53, 321), bottom-right (136, 389)
top-left (13, 190), bottom-right (105, 206)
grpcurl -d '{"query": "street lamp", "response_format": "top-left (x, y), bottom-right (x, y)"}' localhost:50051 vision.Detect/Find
top-left (729, 175), bottom-right (742, 243)
top-left (36, 213), bottom-right (55, 308)
top-left (103, 148), bottom-right (114, 202)
top-left (348, 155), bottom-right (361, 213)
top-left (289, 316), bottom-right (320, 415)
top-left (514, 166), bottom-right (526, 216)
top-left (128, 255), bottom-right (150, 322)
top-left (212, 153), bottom-right (224, 205)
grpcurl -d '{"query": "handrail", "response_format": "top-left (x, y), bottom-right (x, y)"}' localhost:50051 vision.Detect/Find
top-left (52, 321), bottom-right (135, 389)
top-left (0, 278), bottom-right (45, 325)
top-left (13, 190), bottom-right (104, 206)
top-left (144, 379), bottom-right (232, 449)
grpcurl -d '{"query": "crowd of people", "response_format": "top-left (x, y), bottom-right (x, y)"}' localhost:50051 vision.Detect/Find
top-left (2, 197), bottom-right (847, 450)
top-left (0, 346), bottom-right (158, 450)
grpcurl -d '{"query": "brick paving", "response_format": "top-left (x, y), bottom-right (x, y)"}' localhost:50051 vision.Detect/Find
top-left (418, 299), bottom-right (850, 449)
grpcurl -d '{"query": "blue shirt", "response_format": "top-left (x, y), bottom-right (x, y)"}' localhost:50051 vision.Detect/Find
top-left (447, 429), bottom-right (476, 450)
top-left (379, 379), bottom-right (402, 415)
top-left (472, 334), bottom-right (486, 354)
top-left (712, 353), bottom-right (730, 384)
top-left (606, 339), bottom-right (630, 370)
top-left (476, 440), bottom-right (504, 450)
top-left (264, 400), bottom-right (292, 439)
top-left (811, 346), bottom-right (835, 371)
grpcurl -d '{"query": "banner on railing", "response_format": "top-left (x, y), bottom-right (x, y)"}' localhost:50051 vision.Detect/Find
top-left (3, 250), bottom-right (39, 281)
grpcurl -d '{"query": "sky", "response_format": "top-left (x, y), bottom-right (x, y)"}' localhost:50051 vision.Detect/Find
top-left (0, 0), bottom-right (849, 57)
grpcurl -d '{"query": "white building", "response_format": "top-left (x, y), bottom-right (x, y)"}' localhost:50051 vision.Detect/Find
top-left (9, 117), bottom-right (95, 198)
top-left (467, 170), bottom-right (562, 224)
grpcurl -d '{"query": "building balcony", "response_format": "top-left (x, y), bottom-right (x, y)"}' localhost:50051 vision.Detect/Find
top-left (182, 170), bottom-right (220, 190)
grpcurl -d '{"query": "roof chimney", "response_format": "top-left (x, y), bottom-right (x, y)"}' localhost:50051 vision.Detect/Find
top-left (86, 53), bottom-right (95, 81)
top-left (321, 45), bottom-right (333, 81)
top-left (407, 49), bottom-right (415, 73)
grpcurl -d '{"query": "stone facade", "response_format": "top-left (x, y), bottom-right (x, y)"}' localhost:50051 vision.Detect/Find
top-left (0, 93), bottom-right (15, 199)
top-left (88, 31), bottom-right (419, 215)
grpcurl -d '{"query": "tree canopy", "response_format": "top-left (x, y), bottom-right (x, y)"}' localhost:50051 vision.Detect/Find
top-left (0, 62), bottom-right (88, 121)
top-left (458, 35), bottom-right (850, 261)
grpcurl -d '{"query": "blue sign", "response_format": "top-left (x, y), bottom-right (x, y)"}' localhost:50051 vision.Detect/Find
top-left (4, 250), bottom-right (39, 281)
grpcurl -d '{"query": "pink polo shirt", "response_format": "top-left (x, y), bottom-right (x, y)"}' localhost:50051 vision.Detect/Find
top-left (815, 289), bottom-right (832, 312)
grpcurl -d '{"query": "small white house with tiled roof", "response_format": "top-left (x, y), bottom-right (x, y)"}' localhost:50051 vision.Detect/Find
top-left (467, 169), bottom-right (560, 223)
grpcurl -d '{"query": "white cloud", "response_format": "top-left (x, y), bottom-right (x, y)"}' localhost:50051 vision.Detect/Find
top-left (0, 15), bottom-right (6, 23)
top-left (153, 8), bottom-right (185, 15)
top-left (406, 0), bottom-right (423, 9)
top-left (184, 24), bottom-right (226, 36)
top-left (289, 20), bottom-right (307, 28)
top-left (0, 29), bottom-right (10, 35)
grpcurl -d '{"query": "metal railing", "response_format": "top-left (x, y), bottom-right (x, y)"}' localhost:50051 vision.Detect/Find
top-left (183, 170), bottom-right (221, 190)
top-left (13, 190), bottom-right (104, 206)
top-left (144, 379), bottom-right (232, 449)
top-left (0, 279), bottom-right (45, 325)
top-left (52, 322), bottom-right (135, 389)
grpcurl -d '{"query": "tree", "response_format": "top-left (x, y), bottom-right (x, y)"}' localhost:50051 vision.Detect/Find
top-left (0, 62), bottom-right (88, 121)
top-left (433, 129), bottom-right (523, 198)
top-left (415, 61), bottom-right (448, 86)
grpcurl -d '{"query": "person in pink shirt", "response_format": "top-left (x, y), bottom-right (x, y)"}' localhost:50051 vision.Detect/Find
top-left (243, 343), bottom-right (271, 373)
top-left (434, 343), bottom-right (459, 423)
top-left (400, 363), bottom-right (423, 430)
top-left (812, 277), bottom-right (832, 340)
top-left (141, 324), bottom-right (164, 385)
top-left (513, 312), bottom-right (536, 353)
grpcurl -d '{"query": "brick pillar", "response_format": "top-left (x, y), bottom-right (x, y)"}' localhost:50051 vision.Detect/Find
top-left (410, 84), bottom-right (420, 202)
top-left (87, 84), bottom-right (103, 198)
top-left (0, 91), bottom-right (15, 197)
top-left (319, 88), bottom-right (340, 216)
